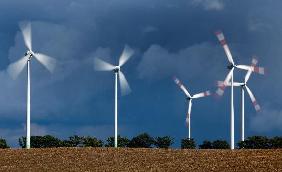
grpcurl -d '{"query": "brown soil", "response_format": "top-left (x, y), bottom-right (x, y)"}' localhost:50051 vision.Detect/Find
top-left (0, 148), bottom-right (281, 171)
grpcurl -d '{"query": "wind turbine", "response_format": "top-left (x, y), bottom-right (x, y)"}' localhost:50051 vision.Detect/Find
top-left (7, 22), bottom-right (56, 149)
top-left (215, 31), bottom-right (261, 149)
top-left (217, 58), bottom-right (264, 141)
top-left (94, 45), bottom-right (134, 148)
top-left (174, 77), bottom-right (211, 140)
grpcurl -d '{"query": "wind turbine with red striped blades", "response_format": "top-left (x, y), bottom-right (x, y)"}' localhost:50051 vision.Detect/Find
top-left (217, 58), bottom-right (264, 141)
top-left (174, 77), bottom-right (211, 140)
top-left (215, 31), bottom-right (263, 149)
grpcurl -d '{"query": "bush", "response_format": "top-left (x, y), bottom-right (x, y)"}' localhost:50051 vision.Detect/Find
top-left (212, 140), bottom-right (230, 149)
top-left (154, 136), bottom-right (174, 149)
top-left (199, 140), bottom-right (213, 149)
top-left (19, 135), bottom-right (61, 148)
top-left (105, 135), bottom-right (130, 147)
top-left (238, 136), bottom-right (270, 149)
top-left (0, 138), bottom-right (9, 149)
top-left (82, 136), bottom-right (103, 147)
top-left (181, 138), bottom-right (196, 149)
top-left (128, 133), bottom-right (155, 148)
top-left (269, 136), bottom-right (282, 149)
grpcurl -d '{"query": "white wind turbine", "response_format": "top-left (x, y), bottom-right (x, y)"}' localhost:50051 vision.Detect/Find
top-left (217, 58), bottom-right (265, 141)
top-left (94, 45), bottom-right (134, 148)
top-left (7, 22), bottom-right (56, 149)
top-left (174, 77), bottom-right (211, 140)
top-left (215, 31), bottom-right (262, 149)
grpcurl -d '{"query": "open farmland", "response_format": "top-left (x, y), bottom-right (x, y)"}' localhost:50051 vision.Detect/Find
top-left (0, 148), bottom-right (281, 171)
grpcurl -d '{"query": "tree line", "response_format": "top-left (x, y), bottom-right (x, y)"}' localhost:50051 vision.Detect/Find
top-left (0, 133), bottom-right (281, 149)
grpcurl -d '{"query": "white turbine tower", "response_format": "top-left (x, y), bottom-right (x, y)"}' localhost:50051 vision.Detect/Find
top-left (174, 77), bottom-right (211, 140)
top-left (217, 58), bottom-right (265, 141)
top-left (94, 45), bottom-right (134, 148)
top-left (7, 22), bottom-right (56, 149)
top-left (215, 31), bottom-right (260, 149)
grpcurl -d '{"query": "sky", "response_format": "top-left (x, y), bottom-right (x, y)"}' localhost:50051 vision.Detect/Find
top-left (0, 0), bottom-right (281, 147)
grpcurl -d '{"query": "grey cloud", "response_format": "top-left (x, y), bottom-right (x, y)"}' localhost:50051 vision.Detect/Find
top-left (191, 0), bottom-right (225, 11)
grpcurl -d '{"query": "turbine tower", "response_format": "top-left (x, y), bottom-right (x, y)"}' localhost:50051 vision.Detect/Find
top-left (217, 58), bottom-right (265, 141)
top-left (215, 31), bottom-right (259, 149)
top-left (7, 22), bottom-right (56, 149)
top-left (174, 77), bottom-right (210, 140)
top-left (94, 45), bottom-right (134, 148)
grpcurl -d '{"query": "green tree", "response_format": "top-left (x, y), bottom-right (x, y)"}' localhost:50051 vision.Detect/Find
top-left (199, 140), bottom-right (213, 149)
top-left (181, 138), bottom-right (196, 149)
top-left (269, 136), bottom-right (282, 149)
top-left (212, 140), bottom-right (229, 149)
top-left (128, 133), bottom-right (155, 148)
top-left (237, 136), bottom-right (270, 149)
top-left (105, 135), bottom-right (130, 147)
top-left (82, 136), bottom-right (103, 147)
top-left (19, 135), bottom-right (61, 148)
top-left (154, 136), bottom-right (174, 149)
top-left (61, 135), bottom-right (84, 147)
top-left (0, 138), bottom-right (9, 148)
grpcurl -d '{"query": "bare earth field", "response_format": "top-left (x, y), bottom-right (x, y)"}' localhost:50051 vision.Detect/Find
top-left (0, 148), bottom-right (281, 171)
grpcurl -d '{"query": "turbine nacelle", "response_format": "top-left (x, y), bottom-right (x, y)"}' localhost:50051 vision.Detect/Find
top-left (113, 66), bottom-right (120, 73)
top-left (25, 50), bottom-right (34, 59)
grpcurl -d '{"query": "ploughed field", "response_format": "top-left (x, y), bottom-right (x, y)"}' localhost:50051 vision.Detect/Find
top-left (0, 148), bottom-right (281, 171)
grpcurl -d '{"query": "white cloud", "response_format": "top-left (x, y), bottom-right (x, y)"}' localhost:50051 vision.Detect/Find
top-left (250, 108), bottom-right (282, 132)
top-left (191, 0), bottom-right (225, 11)
top-left (137, 42), bottom-right (225, 82)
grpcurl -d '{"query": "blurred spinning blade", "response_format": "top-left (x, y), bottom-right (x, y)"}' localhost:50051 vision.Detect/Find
top-left (94, 58), bottom-right (115, 71)
top-left (34, 53), bottom-right (56, 73)
top-left (119, 71), bottom-right (131, 96)
top-left (118, 45), bottom-right (134, 67)
top-left (7, 56), bottom-right (29, 79)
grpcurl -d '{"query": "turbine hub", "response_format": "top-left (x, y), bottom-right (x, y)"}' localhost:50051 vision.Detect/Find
top-left (227, 64), bottom-right (234, 69)
top-left (113, 66), bottom-right (120, 73)
top-left (25, 50), bottom-right (34, 60)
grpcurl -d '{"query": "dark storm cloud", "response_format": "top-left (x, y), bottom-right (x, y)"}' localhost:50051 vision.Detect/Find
top-left (0, 0), bottom-right (281, 147)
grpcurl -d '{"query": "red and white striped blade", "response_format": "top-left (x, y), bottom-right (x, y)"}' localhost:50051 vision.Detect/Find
top-left (193, 91), bottom-right (211, 99)
top-left (215, 31), bottom-right (234, 65)
top-left (252, 66), bottom-right (265, 75)
top-left (224, 68), bottom-right (234, 84)
top-left (244, 58), bottom-right (258, 83)
top-left (173, 77), bottom-right (191, 98)
top-left (236, 64), bottom-right (251, 71)
top-left (245, 85), bottom-right (261, 111)
top-left (252, 58), bottom-right (258, 66)
top-left (94, 57), bottom-right (115, 71)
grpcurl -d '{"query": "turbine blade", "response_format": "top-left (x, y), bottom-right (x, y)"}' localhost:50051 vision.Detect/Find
top-left (245, 85), bottom-right (261, 111)
top-left (236, 64), bottom-right (251, 71)
top-left (34, 53), bottom-right (56, 73)
top-left (186, 100), bottom-right (192, 127)
top-left (94, 57), bottom-right (115, 71)
top-left (253, 66), bottom-right (265, 75)
top-left (216, 68), bottom-right (234, 96)
top-left (173, 77), bottom-right (191, 98)
top-left (215, 31), bottom-right (234, 65)
top-left (119, 71), bottom-right (131, 96)
top-left (7, 56), bottom-right (29, 79)
top-left (224, 68), bottom-right (234, 84)
top-left (244, 69), bottom-right (253, 83)
top-left (118, 45), bottom-right (134, 67)
top-left (193, 91), bottom-right (211, 99)
top-left (19, 22), bottom-right (32, 50)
